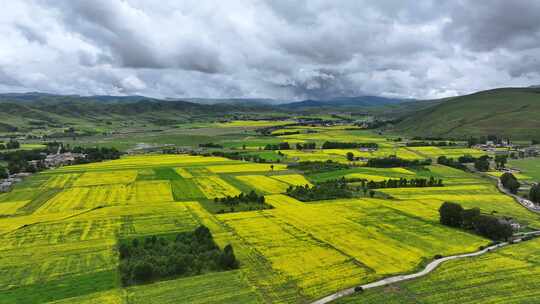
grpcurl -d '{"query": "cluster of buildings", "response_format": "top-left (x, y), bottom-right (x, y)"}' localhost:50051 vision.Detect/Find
top-left (28, 152), bottom-right (86, 169)
top-left (0, 172), bottom-right (31, 192)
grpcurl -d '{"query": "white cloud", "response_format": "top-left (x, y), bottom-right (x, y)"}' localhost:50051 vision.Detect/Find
top-left (0, 0), bottom-right (538, 100)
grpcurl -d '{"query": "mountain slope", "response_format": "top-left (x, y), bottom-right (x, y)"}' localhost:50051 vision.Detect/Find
top-left (396, 88), bottom-right (540, 139)
top-left (279, 96), bottom-right (412, 109)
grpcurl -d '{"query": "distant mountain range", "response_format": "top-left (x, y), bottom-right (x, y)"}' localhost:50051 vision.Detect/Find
top-left (278, 96), bottom-right (414, 109)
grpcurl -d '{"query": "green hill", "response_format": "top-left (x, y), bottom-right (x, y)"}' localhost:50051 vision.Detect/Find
top-left (396, 88), bottom-right (540, 140)
top-left (0, 94), bottom-right (275, 135)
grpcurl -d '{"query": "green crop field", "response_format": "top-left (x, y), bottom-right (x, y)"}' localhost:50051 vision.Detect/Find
top-left (509, 157), bottom-right (540, 181)
top-left (1, 122), bottom-right (540, 304)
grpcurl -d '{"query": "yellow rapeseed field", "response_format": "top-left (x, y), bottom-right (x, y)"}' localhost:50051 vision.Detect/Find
top-left (235, 175), bottom-right (290, 193)
top-left (193, 176), bottom-right (241, 198)
top-left (206, 163), bottom-right (287, 173)
top-left (270, 174), bottom-right (312, 187)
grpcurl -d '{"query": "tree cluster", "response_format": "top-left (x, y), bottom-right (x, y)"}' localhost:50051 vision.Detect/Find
top-left (0, 140), bottom-right (20, 150)
top-left (351, 177), bottom-right (443, 189)
top-left (264, 142), bottom-right (290, 150)
top-left (530, 184), bottom-right (540, 204)
top-left (500, 172), bottom-right (520, 194)
top-left (287, 160), bottom-right (350, 173)
top-left (474, 155), bottom-right (491, 172)
top-left (0, 166), bottom-right (8, 179)
top-left (366, 157), bottom-right (432, 168)
top-left (321, 142), bottom-right (378, 149)
top-left (214, 191), bottom-right (267, 206)
top-left (286, 180), bottom-right (352, 201)
top-left (0, 149), bottom-right (47, 174)
top-left (199, 143), bottom-right (223, 148)
top-left (118, 226), bottom-right (238, 286)
top-left (295, 142), bottom-right (316, 150)
top-left (71, 146), bottom-right (122, 163)
top-left (439, 202), bottom-right (513, 241)
top-left (210, 151), bottom-right (276, 163)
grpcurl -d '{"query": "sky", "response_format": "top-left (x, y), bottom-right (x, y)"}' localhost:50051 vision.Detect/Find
top-left (1, 0), bottom-right (540, 100)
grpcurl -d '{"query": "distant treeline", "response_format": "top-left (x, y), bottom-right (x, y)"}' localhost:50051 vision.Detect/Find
top-left (288, 160), bottom-right (350, 173)
top-left (437, 155), bottom-right (490, 172)
top-left (366, 157), bottom-right (432, 168)
top-left (321, 142), bottom-right (378, 149)
top-left (406, 141), bottom-right (457, 147)
top-left (210, 151), bottom-right (277, 163)
top-left (118, 226), bottom-right (238, 286)
top-left (439, 202), bottom-right (513, 241)
top-left (348, 176), bottom-right (443, 189)
top-left (71, 146), bottom-right (122, 163)
top-left (199, 143), bottom-right (223, 148)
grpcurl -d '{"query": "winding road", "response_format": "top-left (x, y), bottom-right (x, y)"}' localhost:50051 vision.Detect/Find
top-left (310, 242), bottom-right (508, 304)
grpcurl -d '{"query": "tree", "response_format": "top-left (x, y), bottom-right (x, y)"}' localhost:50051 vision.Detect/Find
top-left (220, 244), bottom-right (239, 270)
top-left (500, 172), bottom-right (520, 194)
top-left (0, 167), bottom-right (7, 179)
top-left (530, 184), bottom-right (540, 204)
top-left (346, 152), bottom-right (354, 161)
top-left (439, 202), bottom-right (464, 228)
top-left (461, 208), bottom-right (480, 230)
top-left (473, 215), bottom-right (513, 241)
top-left (133, 262), bottom-right (154, 283)
top-left (474, 156), bottom-right (490, 172)
top-left (495, 155), bottom-right (507, 169)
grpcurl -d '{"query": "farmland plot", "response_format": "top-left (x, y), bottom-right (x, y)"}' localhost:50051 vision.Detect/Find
top-left (337, 238), bottom-right (540, 304)
top-left (207, 163), bottom-right (287, 173)
top-left (193, 176), bottom-right (241, 199)
top-left (36, 184), bottom-right (133, 214)
top-left (74, 170), bottom-right (137, 187)
top-left (270, 174), bottom-right (312, 187)
top-left (235, 175), bottom-right (289, 194)
top-left (0, 200), bottom-right (29, 215)
top-left (133, 181), bottom-right (174, 203)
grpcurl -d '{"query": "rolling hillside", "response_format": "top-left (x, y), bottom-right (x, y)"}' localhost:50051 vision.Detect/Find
top-left (396, 88), bottom-right (540, 140)
top-left (0, 94), bottom-right (274, 133)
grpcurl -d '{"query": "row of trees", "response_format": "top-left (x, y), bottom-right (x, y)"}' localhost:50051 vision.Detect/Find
top-left (118, 226), bottom-right (238, 286)
top-left (439, 202), bottom-right (513, 241)
top-left (199, 143), bottom-right (223, 148)
top-left (210, 151), bottom-right (275, 163)
top-left (214, 191), bottom-right (266, 206)
top-left (349, 177), bottom-right (444, 189)
top-left (288, 160), bottom-right (350, 173)
top-left (406, 141), bottom-right (457, 147)
top-left (437, 155), bottom-right (491, 172)
top-left (264, 142), bottom-right (317, 151)
top-left (286, 180), bottom-right (352, 202)
top-left (264, 142), bottom-right (291, 150)
top-left (0, 140), bottom-right (20, 150)
top-left (321, 142), bottom-right (378, 149)
top-left (366, 157), bottom-right (432, 168)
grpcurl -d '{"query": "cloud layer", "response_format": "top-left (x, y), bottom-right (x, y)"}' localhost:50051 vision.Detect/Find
top-left (1, 0), bottom-right (539, 100)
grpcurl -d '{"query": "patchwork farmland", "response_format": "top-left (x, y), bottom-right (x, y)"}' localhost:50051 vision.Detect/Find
top-left (1, 125), bottom-right (539, 304)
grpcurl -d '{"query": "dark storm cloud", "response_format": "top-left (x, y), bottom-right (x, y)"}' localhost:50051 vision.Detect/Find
top-left (443, 1), bottom-right (540, 52)
top-left (1, 0), bottom-right (539, 99)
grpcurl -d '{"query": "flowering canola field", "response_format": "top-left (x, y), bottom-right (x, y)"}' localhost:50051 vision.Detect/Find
top-left (1, 128), bottom-right (539, 304)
